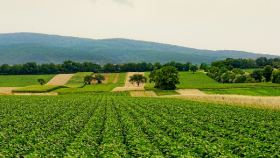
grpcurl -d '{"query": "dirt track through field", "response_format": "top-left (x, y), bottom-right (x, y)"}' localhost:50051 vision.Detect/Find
top-left (91, 73), bottom-right (111, 84)
top-left (113, 73), bottom-right (119, 83)
top-left (46, 74), bottom-right (74, 85)
top-left (112, 72), bottom-right (145, 91)
top-left (130, 91), bottom-right (157, 97)
top-left (0, 93), bottom-right (58, 96)
top-left (176, 89), bottom-right (206, 95)
top-left (0, 87), bottom-right (22, 93)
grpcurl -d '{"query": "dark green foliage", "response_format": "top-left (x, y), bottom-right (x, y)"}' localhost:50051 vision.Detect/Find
top-left (232, 74), bottom-right (247, 83)
top-left (232, 68), bottom-right (245, 75)
top-left (37, 78), bottom-right (45, 86)
top-left (84, 75), bottom-right (94, 84)
top-left (93, 74), bottom-right (105, 83)
top-left (129, 74), bottom-right (147, 86)
top-left (245, 77), bottom-right (256, 83)
top-left (272, 70), bottom-right (280, 83)
top-left (190, 65), bottom-right (198, 74)
top-left (251, 69), bottom-right (263, 82)
top-left (200, 63), bottom-right (209, 72)
top-left (256, 57), bottom-right (268, 67)
top-left (263, 65), bottom-right (273, 82)
top-left (149, 66), bottom-right (180, 90)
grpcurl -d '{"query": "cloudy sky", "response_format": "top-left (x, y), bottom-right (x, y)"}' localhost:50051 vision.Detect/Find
top-left (1, 0), bottom-right (280, 55)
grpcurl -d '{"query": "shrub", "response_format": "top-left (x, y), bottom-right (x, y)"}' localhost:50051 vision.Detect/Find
top-left (245, 77), bottom-right (255, 83)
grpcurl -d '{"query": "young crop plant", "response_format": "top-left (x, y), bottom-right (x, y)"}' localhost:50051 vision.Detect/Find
top-left (1, 94), bottom-right (280, 157)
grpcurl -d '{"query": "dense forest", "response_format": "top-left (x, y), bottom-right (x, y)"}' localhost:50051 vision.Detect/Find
top-left (0, 33), bottom-right (279, 65)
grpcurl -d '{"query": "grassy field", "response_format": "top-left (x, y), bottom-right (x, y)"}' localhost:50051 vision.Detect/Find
top-left (1, 93), bottom-right (280, 157)
top-left (54, 84), bottom-right (122, 94)
top-left (117, 72), bottom-right (127, 85)
top-left (242, 69), bottom-right (254, 73)
top-left (177, 71), bottom-right (280, 89)
top-left (55, 72), bottom-right (126, 93)
top-left (64, 72), bottom-right (93, 88)
top-left (12, 85), bottom-right (65, 93)
top-left (107, 73), bottom-right (116, 83)
top-left (203, 87), bottom-right (280, 96)
top-left (0, 75), bottom-right (55, 87)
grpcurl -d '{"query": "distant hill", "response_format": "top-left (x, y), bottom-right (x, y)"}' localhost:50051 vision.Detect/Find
top-left (0, 32), bottom-right (278, 65)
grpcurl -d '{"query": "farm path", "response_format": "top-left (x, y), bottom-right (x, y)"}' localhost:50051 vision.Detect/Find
top-left (130, 91), bottom-right (157, 97)
top-left (0, 87), bottom-right (22, 93)
top-left (112, 72), bottom-right (145, 91)
top-left (113, 73), bottom-right (119, 83)
top-left (46, 74), bottom-right (74, 85)
top-left (91, 73), bottom-right (111, 84)
top-left (176, 89), bottom-right (206, 95)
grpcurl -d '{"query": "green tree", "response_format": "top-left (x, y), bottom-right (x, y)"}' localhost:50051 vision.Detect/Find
top-left (84, 75), bottom-right (94, 84)
top-left (190, 65), bottom-right (198, 74)
top-left (37, 78), bottom-right (45, 86)
top-left (129, 74), bottom-right (147, 87)
top-left (93, 74), bottom-right (105, 83)
top-left (250, 69), bottom-right (263, 82)
top-left (263, 65), bottom-right (273, 82)
top-left (271, 70), bottom-right (280, 83)
top-left (149, 66), bottom-right (180, 90)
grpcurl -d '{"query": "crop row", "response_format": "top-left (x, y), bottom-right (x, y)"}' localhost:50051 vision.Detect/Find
top-left (1, 94), bottom-right (280, 157)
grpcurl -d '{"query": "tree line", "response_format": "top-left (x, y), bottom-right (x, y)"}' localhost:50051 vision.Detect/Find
top-left (0, 60), bottom-right (192, 75)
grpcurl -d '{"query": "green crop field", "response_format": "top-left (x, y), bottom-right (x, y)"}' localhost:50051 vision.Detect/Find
top-left (107, 73), bottom-right (116, 83)
top-left (177, 71), bottom-right (280, 89)
top-left (242, 69), bottom-right (254, 74)
top-left (1, 93), bottom-right (280, 157)
top-left (203, 87), bottom-right (280, 96)
top-left (145, 71), bottom-right (280, 90)
top-left (64, 72), bottom-right (93, 88)
top-left (117, 72), bottom-right (127, 85)
top-left (0, 75), bottom-right (55, 87)
top-left (55, 72), bottom-right (126, 94)
top-left (54, 84), bottom-right (122, 94)
top-left (12, 85), bottom-right (65, 93)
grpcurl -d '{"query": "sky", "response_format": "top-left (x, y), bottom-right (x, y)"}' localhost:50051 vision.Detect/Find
top-left (1, 0), bottom-right (280, 55)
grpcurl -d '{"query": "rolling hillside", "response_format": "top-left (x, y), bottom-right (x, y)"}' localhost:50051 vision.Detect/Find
top-left (0, 32), bottom-right (278, 65)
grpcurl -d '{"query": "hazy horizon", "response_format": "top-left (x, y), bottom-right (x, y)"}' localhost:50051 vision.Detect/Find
top-left (1, 0), bottom-right (280, 55)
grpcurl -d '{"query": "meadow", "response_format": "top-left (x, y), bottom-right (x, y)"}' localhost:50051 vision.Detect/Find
top-left (177, 71), bottom-right (280, 89)
top-left (242, 69), bottom-right (254, 74)
top-left (203, 87), bottom-right (280, 96)
top-left (1, 93), bottom-right (280, 157)
top-left (64, 72), bottom-right (93, 88)
top-left (54, 72), bottom-right (127, 94)
top-left (0, 75), bottom-right (55, 87)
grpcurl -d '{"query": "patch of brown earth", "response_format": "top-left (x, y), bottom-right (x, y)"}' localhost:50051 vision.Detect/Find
top-left (112, 72), bottom-right (146, 91)
top-left (130, 91), bottom-right (157, 97)
top-left (91, 73), bottom-right (111, 84)
top-left (0, 87), bottom-right (22, 93)
top-left (113, 73), bottom-right (120, 83)
top-left (176, 89), bottom-right (206, 95)
top-left (0, 92), bottom-right (58, 96)
top-left (46, 74), bottom-right (75, 85)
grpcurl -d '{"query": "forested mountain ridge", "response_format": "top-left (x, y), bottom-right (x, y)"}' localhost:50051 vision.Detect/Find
top-left (0, 32), bottom-right (278, 65)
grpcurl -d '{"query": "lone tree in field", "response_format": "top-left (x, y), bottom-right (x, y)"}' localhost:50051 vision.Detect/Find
top-left (84, 75), bottom-right (94, 84)
top-left (129, 74), bottom-right (147, 86)
top-left (37, 78), bottom-right (45, 86)
top-left (149, 66), bottom-right (180, 90)
top-left (190, 65), bottom-right (198, 74)
top-left (93, 74), bottom-right (105, 83)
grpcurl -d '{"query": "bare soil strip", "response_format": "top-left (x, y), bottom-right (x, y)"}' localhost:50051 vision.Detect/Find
top-left (91, 73), bottom-right (111, 84)
top-left (0, 92), bottom-right (58, 96)
top-left (46, 74), bottom-right (74, 85)
top-left (112, 72), bottom-right (145, 91)
top-left (113, 73), bottom-right (120, 83)
top-left (176, 89), bottom-right (206, 95)
top-left (163, 94), bottom-right (280, 111)
top-left (130, 91), bottom-right (157, 97)
top-left (125, 72), bottom-right (146, 87)
top-left (0, 87), bottom-right (22, 93)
